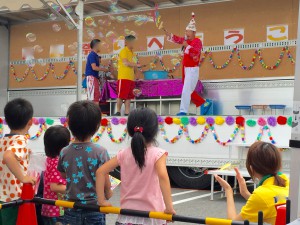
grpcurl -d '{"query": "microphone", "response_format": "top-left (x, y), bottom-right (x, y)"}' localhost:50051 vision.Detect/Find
top-left (182, 35), bottom-right (187, 51)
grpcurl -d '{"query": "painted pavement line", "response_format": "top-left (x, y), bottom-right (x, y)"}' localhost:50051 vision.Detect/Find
top-left (171, 190), bottom-right (199, 197)
top-left (173, 193), bottom-right (211, 205)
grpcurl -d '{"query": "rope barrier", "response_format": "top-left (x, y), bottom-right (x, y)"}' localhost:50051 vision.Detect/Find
top-left (32, 197), bottom-right (254, 225)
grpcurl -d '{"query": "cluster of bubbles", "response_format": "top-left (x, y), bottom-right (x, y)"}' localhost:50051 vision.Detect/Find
top-left (48, 3), bottom-right (73, 20)
top-left (68, 42), bottom-right (78, 56)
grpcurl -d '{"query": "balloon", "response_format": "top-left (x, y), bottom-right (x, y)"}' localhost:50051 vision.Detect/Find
top-left (26, 33), bottom-right (36, 42)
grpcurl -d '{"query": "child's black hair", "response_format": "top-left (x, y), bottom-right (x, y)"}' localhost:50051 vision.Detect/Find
top-left (125, 35), bottom-right (136, 41)
top-left (4, 98), bottom-right (33, 130)
top-left (67, 100), bottom-right (101, 142)
top-left (127, 108), bottom-right (158, 170)
top-left (90, 39), bottom-right (101, 49)
top-left (44, 125), bottom-right (71, 158)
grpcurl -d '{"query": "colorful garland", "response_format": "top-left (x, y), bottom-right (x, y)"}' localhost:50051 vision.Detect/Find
top-left (158, 120), bottom-right (183, 143)
top-left (10, 61), bottom-right (77, 82)
top-left (210, 124), bottom-right (245, 146)
top-left (106, 121), bottom-right (127, 143)
top-left (0, 119), bottom-right (3, 138)
top-left (207, 49), bottom-right (235, 69)
top-left (182, 124), bottom-right (209, 144)
top-left (91, 126), bottom-right (106, 143)
top-left (257, 125), bottom-right (276, 144)
top-left (26, 123), bottom-right (47, 140)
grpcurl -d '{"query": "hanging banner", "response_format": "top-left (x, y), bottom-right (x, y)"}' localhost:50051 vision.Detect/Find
top-left (147, 36), bottom-right (165, 51)
top-left (224, 29), bottom-right (244, 45)
top-left (113, 39), bottom-right (125, 54)
top-left (267, 25), bottom-right (288, 42)
top-left (49, 44), bottom-right (64, 58)
top-left (196, 32), bottom-right (204, 44)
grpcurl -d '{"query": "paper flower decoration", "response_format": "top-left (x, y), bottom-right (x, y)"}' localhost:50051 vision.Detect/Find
top-left (225, 116), bottom-right (235, 126)
top-left (111, 117), bottom-right (119, 125)
top-left (236, 116), bottom-right (245, 126)
top-left (257, 117), bottom-right (266, 126)
top-left (32, 118), bottom-right (39, 125)
top-left (277, 116), bottom-right (287, 125)
top-left (246, 119), bottom-right (256, 127)
top-left (0, 118), bottom-right (2, 123)
top-left (101, 118), bottom-right (109, 127)
top-left (119, 118), bottom-right (127, 125)
top-left (180, 117), bottom-right (189, 125)
top-left (197, 116), bottom-right (206, 125)
top-left (157, 116), bottom-right (164, 123)
top-left (215, 116), bottom-right (225, 125)
top-left (46, 118), bottom-right (54, 125)
top-left (38, 118), bottom-right (45, 124)
top-left (206, 117), bottom-right (215, 125)
top-left (267, 117), bottom-right (277, 127)
top-left (173, 118), bottom-right (181, 125)
top-left (189, 117), bottom-right (197, 126)
top-left (165, 117), bottom-right (173, 125)
top-left (3, 119), bottom-right (6, 125)
top-left (60, 117), bottom-right (67, 125)
top-left (288, 116), bottom-right (293, 127)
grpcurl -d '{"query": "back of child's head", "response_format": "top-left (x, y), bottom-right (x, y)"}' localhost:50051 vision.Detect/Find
top-left (127, 108), bottom-right (158, 170)
top-left (67, 100), bottom-right (101, 142)
top-left (44, 125), bottom-right (71, 158)
top-left (246, 141), bottom-right (286, 187)
top-left (4, 98), bottom-right (33, 130)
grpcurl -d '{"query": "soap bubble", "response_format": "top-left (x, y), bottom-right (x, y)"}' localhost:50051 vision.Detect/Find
top-left (49, 13), bottom-right (57, 20)
top-left (130, 31), bottom-right (137, 36)
top-left (98, 32), bottom-right (104, 38)
top-left (49, 2), bottom-right (61, 12)
top-left (110, 0), bottom-right (118, 5)
top-left (87, 29), bottom-right (95, 39)
top-left (85, 16), bottom-right (96, 27)
top-left (124, 28), bottom-right (130, 35)
top-left (34, 45), bottom-right (43, 53)
top-left (26, 33), bottom-right (36, 42)
top-left (68, 44), bottom-right (77, 51)
top-left (65, 23), bottom-right (75, 30)
top-left (52, 24), bottom-right (61, 32)
top-left (106, 31), bottom-right (117, 40)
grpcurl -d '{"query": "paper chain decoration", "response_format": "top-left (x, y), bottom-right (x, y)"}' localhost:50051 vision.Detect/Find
top-left (0, 116), bottom-right (292, 145)
top-left (10, 46), bottom-right (295, 82)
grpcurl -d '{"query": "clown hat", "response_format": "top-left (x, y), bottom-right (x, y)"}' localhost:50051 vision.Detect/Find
top-left (186, 12), bottom-right (196, 32)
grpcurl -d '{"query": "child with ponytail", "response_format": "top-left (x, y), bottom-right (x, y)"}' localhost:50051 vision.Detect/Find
top-left (215, 141), bottom-right (289, 225)
top-left (96, 108), bottom-right (176, 225)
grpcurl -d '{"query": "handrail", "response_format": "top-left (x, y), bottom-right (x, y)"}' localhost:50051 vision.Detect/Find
top-left (32, 197), bottom-right (254, 225)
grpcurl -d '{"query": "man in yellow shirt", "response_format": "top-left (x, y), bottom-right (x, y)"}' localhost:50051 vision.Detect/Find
top-left (114, 35), bottom-right (140, 116)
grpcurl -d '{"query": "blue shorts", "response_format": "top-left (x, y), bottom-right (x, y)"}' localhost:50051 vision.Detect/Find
top-left (64, 209), bottom-right (105, 225)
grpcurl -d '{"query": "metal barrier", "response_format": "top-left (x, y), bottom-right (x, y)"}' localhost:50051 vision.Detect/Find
top-left (0, 196), bottom-right (291, 225)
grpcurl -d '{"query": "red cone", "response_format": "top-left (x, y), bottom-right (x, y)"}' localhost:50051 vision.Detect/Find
top-left (275, 204), bottom-right (286, 225)
top-left (16, 183), bottom-right (38, 225)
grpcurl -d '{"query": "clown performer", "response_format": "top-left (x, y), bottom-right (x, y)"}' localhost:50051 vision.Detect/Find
top-left (165, 13), bottom-right (211, 116)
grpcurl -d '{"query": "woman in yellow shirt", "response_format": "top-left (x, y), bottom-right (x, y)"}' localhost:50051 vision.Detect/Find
top-left (215, 141), bottom-right (289, 225)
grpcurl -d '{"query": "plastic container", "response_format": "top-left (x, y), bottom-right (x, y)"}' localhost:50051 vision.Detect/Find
top-left (143, 70), bottom-right (168, 80)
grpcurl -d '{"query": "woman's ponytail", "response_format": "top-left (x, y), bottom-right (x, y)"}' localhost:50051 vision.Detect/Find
top-left (274, 173), bottom-right (286, 187)
top-left (131, 127), bottom-right (147, 170)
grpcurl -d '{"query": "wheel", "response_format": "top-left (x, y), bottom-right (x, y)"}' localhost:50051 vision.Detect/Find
top-left (110, 166), bottom-right (121, 180)
top-left (167, 166), bottom-right (211, 189)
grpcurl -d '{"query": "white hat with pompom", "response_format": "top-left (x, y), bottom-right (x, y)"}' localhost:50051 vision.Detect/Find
top-left (186, 12), bottom-right (196, 32)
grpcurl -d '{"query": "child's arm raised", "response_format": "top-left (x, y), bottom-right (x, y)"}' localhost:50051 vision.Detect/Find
top-left (96, 156), bottom-right (119, 206)
top-left (3, 151), bottom-right (36, 184)
top-left (155, 154), bottom-right (176, 215)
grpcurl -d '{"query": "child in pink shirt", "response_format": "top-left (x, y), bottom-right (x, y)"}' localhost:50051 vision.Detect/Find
top-left (96, 108), bottom-right (176, 225)
top-left (41, 125), bottom-right (70, 225)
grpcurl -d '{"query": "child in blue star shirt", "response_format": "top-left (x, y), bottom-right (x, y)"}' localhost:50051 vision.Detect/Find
top-left (58, 100), bottom-right (112, 225)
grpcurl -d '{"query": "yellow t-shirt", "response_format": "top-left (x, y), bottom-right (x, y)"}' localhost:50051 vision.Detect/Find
top-left (241, 174), bottom-right (289, 225)
top-left (118, 46), bottom-right (135, 81)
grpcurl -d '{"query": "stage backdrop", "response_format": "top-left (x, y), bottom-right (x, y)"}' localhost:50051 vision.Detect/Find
top-left (9, 0), bottom-right (298, 89)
